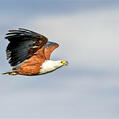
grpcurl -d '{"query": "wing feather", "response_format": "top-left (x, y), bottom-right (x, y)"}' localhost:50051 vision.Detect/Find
top-left (5, 28), bottom-right (48, 66)
top-left (44, 41), bottom-right (59, 60)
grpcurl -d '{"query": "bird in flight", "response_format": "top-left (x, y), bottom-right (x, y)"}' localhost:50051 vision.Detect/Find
top-left (3, 28), bottom-right (68, 76)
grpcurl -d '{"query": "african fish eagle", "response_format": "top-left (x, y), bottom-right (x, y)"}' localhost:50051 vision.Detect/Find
top-left (3, 28), bottom-right (68, 76)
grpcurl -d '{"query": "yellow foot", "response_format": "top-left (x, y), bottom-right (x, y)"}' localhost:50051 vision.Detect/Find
top-left (2, 71), bottom-right (17, 75)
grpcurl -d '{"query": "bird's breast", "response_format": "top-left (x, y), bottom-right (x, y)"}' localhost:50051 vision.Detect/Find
top-left (16, 55), bottom-right (45, 75)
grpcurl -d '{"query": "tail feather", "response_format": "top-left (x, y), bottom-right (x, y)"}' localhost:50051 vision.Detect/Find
top-left (2, 71), bottom-right (17, 75)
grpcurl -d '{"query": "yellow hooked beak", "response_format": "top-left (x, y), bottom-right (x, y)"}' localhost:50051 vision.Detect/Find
top-left (61, 61), bottom-right (68, 66)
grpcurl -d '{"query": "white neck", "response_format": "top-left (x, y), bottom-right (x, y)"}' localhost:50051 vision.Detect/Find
top-left (39, 60), bottom-right (63, 74)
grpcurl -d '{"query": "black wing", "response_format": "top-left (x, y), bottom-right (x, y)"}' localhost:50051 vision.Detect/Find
top-left (5, 28), bottom-right (48, 66)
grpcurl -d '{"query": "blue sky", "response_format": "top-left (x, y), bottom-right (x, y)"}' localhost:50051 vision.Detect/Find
top-left (0, 0), bottom-right (119, 119)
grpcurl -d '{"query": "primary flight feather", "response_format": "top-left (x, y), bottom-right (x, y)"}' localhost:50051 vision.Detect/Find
top-left (3, 28), bottom-right (68, 76)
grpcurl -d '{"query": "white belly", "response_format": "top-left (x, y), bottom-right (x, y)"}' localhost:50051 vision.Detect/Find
top-left (39, 60), bottom-right (62, 75)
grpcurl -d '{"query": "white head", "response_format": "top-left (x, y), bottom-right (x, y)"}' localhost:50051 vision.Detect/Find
top-left (40, 60), bottom-right (68, 74)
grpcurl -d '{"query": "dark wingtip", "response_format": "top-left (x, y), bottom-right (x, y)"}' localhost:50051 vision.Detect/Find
top-left (45, 41), bottom-right (59, 48)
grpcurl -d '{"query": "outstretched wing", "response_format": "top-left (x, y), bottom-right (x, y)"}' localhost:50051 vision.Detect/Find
top-left (5, 28), bottom-right (48, 66)
top-left (44, 41), bottom-right (59, 60)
